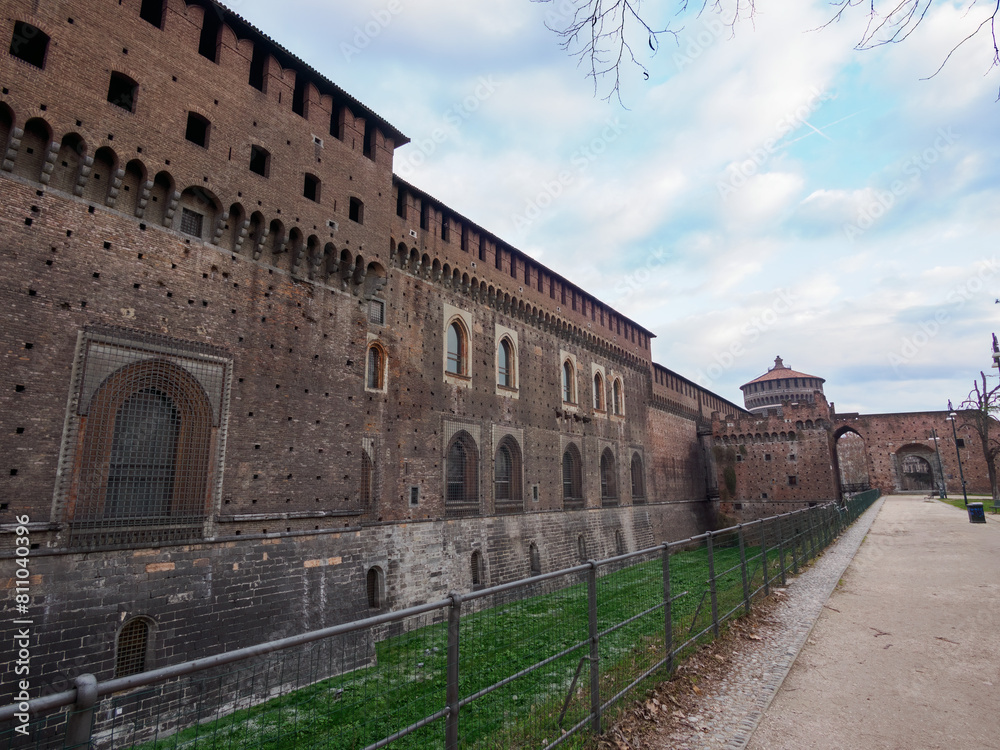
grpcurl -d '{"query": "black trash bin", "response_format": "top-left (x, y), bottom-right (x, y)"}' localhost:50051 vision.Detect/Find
top-left (968, 502), bottom-right (986, 524)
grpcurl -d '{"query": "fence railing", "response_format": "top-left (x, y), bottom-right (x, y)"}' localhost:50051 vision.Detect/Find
top-left (1, 490), bottom-right (880, 749)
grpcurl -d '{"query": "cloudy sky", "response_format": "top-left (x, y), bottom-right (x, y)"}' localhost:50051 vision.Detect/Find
top-left (231, 0), bottom-right (999, 414)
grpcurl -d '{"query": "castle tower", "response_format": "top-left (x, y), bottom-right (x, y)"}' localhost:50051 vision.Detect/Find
top-left (740, 356), bottom-right (825, 415)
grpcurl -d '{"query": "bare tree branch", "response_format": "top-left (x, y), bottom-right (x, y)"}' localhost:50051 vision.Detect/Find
top-left (536, 0), bottom-right (1000, 101)
top-left (955, 369), bottom-right (1000, 502)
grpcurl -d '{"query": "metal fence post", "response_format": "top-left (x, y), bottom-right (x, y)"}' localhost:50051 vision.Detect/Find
top-left (706, 531), bottom-right (719, 638)
top-left (445, 591), bottom-right (462, 750)
top-left (758, 520), bottom-right (769, 596)
top-left (587, 562), bottom-right (601, 736)
top-left (776, 515), bottom-right (787, 586)
top-left (737, 524), bottom-right (750, 616)
top-left (662, 544), bottom-right (673, 674)
top-left (64, 674), bottom-right (97, 749)
top-left (790, 515), bottom-right (800, 575)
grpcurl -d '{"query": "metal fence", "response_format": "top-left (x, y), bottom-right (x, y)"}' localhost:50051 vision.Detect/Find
top-left (1, 490), bottom-right (880, 749)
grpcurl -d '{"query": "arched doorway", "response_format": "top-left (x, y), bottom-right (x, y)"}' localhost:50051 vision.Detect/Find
top-left (894, 444), bottom-right (939, 493)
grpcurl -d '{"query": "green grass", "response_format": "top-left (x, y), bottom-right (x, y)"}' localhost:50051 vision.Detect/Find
top-left (128, 527), bottom-right (830, 750)
top-left (939, 494), bottom-right (994, 512)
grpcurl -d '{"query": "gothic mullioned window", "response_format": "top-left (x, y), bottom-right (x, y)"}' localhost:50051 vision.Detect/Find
top-left (497, 338), bottom-right (515, 388)
top-left (447, 321), bottom-right (468, 376)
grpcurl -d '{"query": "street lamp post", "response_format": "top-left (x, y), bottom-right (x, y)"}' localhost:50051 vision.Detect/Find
top-left (947, 401), bottom-right (968, 506)
top-left (931, 428), bottom-right (947, 499)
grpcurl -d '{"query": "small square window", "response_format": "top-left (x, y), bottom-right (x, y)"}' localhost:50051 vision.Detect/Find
top-left (761, 492), bottom-right (768, 499)
top-left (185, 113), bottom-right (210, 148)
top-left (735, 454), bottom-right (743, 462)
top-left (368, 299), bottom-right (385, 325)
top-left (107, 72), bottom-right (139, 113)
top-left (956, 439), bottom-right (966, 448)
top-left (180, 208), bottom-right (203, 237)
top-left (764, 453), bottom-right (772, 461)
top-left (788, 476), bottom-right (798, 486)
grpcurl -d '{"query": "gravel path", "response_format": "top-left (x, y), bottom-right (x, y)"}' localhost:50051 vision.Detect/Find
top-left (652, 497), bottom-right (885, 749)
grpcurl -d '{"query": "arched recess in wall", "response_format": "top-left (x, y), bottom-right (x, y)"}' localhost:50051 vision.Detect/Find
top-left (50, 132), bottom-right (86, 194)
top-left (366, 566), bottom-right (385, 609)
top-left (119, 159), bottom-right (146, 217)
top-left (445, 431), bottom-right (479, 517)
top-left (70, 358), bottom-right (214, 548)
top-left (600, 448), bottom-right (618, 506)
top-left (494, 435), bottom-right (523, 515)
top-left (146, 171), bottom-right (174, 226)
top-left (562, 443), bottom-right (583, 510)
top-left (222, 202), bottom-right (247, 253)
top-left (528, 542), bottom-right (541, 576)
top-left (305, 235), bottom-right (321, 279)
top-left (0, 103), bottom-right (13, 162)
top-left (630, 453), bottom-right (646, 504)
top-left (176, 186), bottom-right (221, 241)
top-left (363, 262), bottom-right (387, 300)
top-left (267, 218), bottom-right (286, 260)
top-left (13, 117), bottom-right (50, 183)
top-left (894, 443), bottom-right (937, 493)
top-left (471, 549), bottom-right (485, 588)
top-left (285, 227), bottom-right (304, 274)
top-left (834, 427), bottom-right (871, 495)
top-left (247, 212), bottom-right (265, 258)
top-left (84, 145), bottom-right (118, 205)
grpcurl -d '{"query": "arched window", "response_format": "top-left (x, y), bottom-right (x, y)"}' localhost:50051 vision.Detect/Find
top-left (446, 321), bottom-right (467, 376)
top-left (562, 360), bottom-right (575, 403)
top-left (600, 448), bottom-right (618, 506)
top-left (497, 338), bottom-right (515, 388)
top-left (577, 534), bottom-right (588, 561)
top-left (593, 372), bottom-right (605, 411)
top-left (303, 173), bottom-right (321, 202)
top-left (494, 437), bottom-right (523, 514)
top-left (630, 454), bottom-right (646, 504)
top-left (445, 432), bottom-right (478, 517)
top-left (612, 379), bottom-right (623, 415)
top-left (115, 618), bottom-right (151, 678)
top-left (367, 567), bottom-right (384, 609)
top-left (471, 550), bottom-right (484, 588)
top-left (366, 344), bottom-right (385, 390)
top-left (529, 543), bottom-right (541, 576)
top-left (66, 331), bottom-right (228, 549)
top-left (562, 444), bottom-right (583, 509)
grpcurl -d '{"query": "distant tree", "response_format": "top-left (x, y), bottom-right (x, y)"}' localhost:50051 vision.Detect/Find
top-left (952, 371), bottom-right (1000, 503)
top-left (534, 0), bottom-right (1000, 101)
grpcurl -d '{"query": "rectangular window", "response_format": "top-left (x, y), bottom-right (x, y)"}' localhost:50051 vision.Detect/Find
top-left (368, 299), bottom-right (385, 325)
top-left (420, 202), bottom-right (429, 231)
top-left (956, 439), bottom-right (966, 448)
top-left (249, 145), bottom-right (269, 177)
top-left (10, 22), bottom-right (49, 69)
top-left (180, 208), bottom-right (203, 237)
top-left (409, 486), bottom-right (420, 506)
top-left (788, 476), bottom-right (798, 486)
top-left (764, 453), bottom-right (772, 461)
top-left (349, 197), bottom-right (364, 224)
top-left (185, 112), bottom-right (210, 148)
top-left (107, 72), bottom-right (139, 113)
top-left (396, 189), bottom-right (407, 219)
top-left (478, 235), bottom-right (486, 261)
top-left (441, 216), bottom-right (450, 242)
top-left (139, 0), bottom-right (165, 28)
top-left (198, 8), bottom-right (222, 62)
top-left (249, 44), bottom-right (267, 91)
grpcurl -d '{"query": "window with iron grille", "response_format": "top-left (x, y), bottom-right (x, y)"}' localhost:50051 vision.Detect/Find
top-left (368, 299), bottom-right (385, 325)
top-left (58, 327), bottom-right (231, 549)
top-left (471, 550), bottom-right (484, 587)
top-left (494, 437), bottom-right (523, 514)
top-left (180, 207), bottom-right (203, 237)
top-left (115, 618), bottom-right (150, 678)
top-left (600, 448), bottom-right (618, 506)
top-left (445, 431), bottom-right (478, 517)
top-left (562, 444), bottom-right (583, 510)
